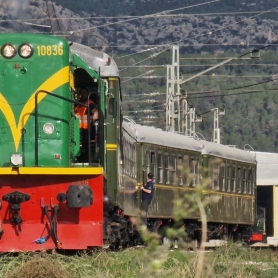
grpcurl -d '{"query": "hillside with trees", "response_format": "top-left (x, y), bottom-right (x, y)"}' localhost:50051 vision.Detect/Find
top-left (1, 0), bottom-right (278, 152)
top-left (53, 0), bottom-right (278, 19)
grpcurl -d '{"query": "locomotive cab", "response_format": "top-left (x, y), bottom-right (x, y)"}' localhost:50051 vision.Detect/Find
top-left (74, 85), bottom-right (100, 164)
top-left (70, 60), bottom-right (104, 166)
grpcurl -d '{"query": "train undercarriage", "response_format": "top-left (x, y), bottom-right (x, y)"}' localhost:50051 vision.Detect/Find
top-left (105, 207), bottom-right (264, 249)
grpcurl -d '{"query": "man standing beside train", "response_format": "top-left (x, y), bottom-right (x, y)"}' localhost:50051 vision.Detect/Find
top-left (141, 172), bottom-right (155, 226)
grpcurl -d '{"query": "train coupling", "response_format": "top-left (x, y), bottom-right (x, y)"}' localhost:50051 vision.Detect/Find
top-left (2, 191), bottom-right (30, 232)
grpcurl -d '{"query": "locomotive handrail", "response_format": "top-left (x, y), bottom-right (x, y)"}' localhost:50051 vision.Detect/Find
top-left (34, 90), bottom-right (95, 166)
top-left (244, 144), bottom-right (255, 152)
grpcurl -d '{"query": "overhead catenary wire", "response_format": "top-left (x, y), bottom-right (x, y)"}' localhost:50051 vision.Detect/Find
top-left (19, 21), bottom-right (51, 28)
top-left (123, 86), bottom-right (278, 110)
top-left (122, 76), bottom-right (278, 105)
top-left (120, 42), bottom-right (277, 92)
top-left (123, 87), bottom-right (278, 111)
top-left (120, 51), bottom-right (278, 106)
top-left (173, 41), bottom-right (278, 88)
top-left (121, 70), bottom-right (155, 83)
top-left (114, 42), bottom-right (271, 58)
top-left (188, 87), bottom-right (278, 99)
top-left (73, 43), bottom-right (278, 49)
top-left (122, 109), bottom-right (165, 113)
top-left (3, 1), bottom-right (277, 66)
top-left (121, 75), bottom-right (273, 79)
top-left (122, 92), bottom-right (163, 97)
top-left (118, 6), bottom-right (278, 67)
top-left (4, 0), bottom-right (219, 39)
top-left (188, 76), bottom-right (278, 96)
top-left (64, 0), bottom-right (220, 34)
top-left (183, 77), bottom-right (278, 102)
top-left (2, 10), bottom-right (277, 22)
top-left (3, 1), bottom-right (277, 55)
top-left (123, 95), bottom-right (164, 103)
top-left (38, 1), bottom-right (278, 108)
top-left (118, 63), bottom-right (278, 68)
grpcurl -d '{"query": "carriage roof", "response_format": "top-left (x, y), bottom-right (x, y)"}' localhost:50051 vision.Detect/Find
top-left (201, 140), bottom-right (256, 164)
top-left (123, 121), bottom-right (256, 164)
top-left (123, 121), bottom-right (201, 153)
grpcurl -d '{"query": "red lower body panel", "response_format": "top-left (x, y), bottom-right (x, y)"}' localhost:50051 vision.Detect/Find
top-left (0, 173), bottom-right (103, 252)
top-left (0, 222), bottom-right (103, 251)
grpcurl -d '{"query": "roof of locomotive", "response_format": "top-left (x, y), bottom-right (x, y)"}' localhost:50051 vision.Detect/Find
top-left (123, 120), bottom-right (256, 164)
top-left (122, 120), bottom-right (202, 153)
top-left (70, 43), bottom-right (119, 77)
top-left (201, 140), bottom-right (256, 164)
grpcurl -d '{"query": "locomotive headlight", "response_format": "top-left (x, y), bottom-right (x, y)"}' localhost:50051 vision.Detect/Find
top-left (1, 43), bottom-right (16, 59)
top-left (18, 43), bottom-right (33, 58)
top-left (43, 123), bottom-right (54, 135)
top-left (11, 154), bottom-right (22, 166)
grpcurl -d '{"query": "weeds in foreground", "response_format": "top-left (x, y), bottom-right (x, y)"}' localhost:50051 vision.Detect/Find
top-left (1, 246), bottom-right (278, 278)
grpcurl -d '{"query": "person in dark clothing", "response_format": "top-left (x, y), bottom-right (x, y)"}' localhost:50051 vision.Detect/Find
top-left (141, 172), bottom-right (154, 226)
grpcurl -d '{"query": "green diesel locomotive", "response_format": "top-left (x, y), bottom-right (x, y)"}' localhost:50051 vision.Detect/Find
top-left (0, 33), bottom-right (121, 251)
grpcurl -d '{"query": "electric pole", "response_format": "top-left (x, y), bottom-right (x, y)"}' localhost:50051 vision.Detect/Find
top-left (44, 0), bottom-right (63, 35)
top-left (166, 46), bottom-right (181, 132)
top-left (212, 108), bottom-right (225, 144)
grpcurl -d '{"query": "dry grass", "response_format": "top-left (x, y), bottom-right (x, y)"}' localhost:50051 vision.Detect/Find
top-left (4, 252), bottom-right (70, 278)
top-left (0, 245), bottom-right (278, 278)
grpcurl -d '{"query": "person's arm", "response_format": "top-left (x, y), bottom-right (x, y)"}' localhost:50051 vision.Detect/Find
top-left (89, 103), bottom-right (98, 120)
top-left (141, 183), bottom-right (151, 194)
top-left (92, 109), bottom-right (98, 120)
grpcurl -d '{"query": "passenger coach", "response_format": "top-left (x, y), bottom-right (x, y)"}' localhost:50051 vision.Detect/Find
top-left (120, 119), bottom-right (257, 242)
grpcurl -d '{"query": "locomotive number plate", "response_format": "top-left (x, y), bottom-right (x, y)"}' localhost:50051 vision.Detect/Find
top-left (37, 45), bottom-right (64, 56)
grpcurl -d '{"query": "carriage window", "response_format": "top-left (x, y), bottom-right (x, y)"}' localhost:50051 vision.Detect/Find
top-left (184, 155), bottom-right (189, 186)
top-left (195, 157), bottom-right (199, 186)
top-left (252, 167), bottom-right (255, 195)
top-left (145, 150), bottom-right (150, 175)
top-left (178, 155), bottom-right (183, 186)
top-left (247, 168), bottom-right (252, 194)
top-left (171, 155), bottom-right (176, 184)
top-left (124, 140), bottom-right (132, 176)
top-left (231, 166), bottom-right (236, 192)
top-left (128, 142), bottom-right (132, 176)
top-left (132, 145), bottom-right (136, 178)
top-left (126, 142), bottom-right (130, 176)
top-left (150, 151), bottom-right (156, 176)
top-left (213, 163), bottom-right (220, 190)
top-left (190, 156), bottom-right (198, 187)
top-left (220, 165), bottom-right (225, 191)
top-left (243, 167), bottom-right (247, 194)
top-left (237, 166), bottom-right (242, 193)
top-left (227, 165), bottom-right (231, 192)
top-left (123, 139), bottom-right (126, 175)
top-left (158, 152), bottom-right (163, 184)
top-left (165, 154), bottom-right (170, 184)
